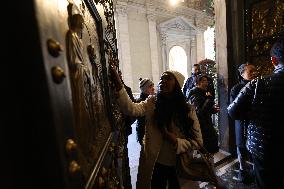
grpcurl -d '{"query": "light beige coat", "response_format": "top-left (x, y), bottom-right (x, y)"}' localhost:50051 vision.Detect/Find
top-left (117, 88), bottom-right (203, 189)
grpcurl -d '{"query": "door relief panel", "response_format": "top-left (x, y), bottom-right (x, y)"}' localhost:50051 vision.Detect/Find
top-left (246, 0), bottom-right (284, 75)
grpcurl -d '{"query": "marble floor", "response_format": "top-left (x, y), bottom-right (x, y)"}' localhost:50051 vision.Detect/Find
top-left (200, 159), bottom-right (255, 189)
top-left (127, 121), bottom-right (140, 189)
top-left (127, 122), bottom-right (256, 189)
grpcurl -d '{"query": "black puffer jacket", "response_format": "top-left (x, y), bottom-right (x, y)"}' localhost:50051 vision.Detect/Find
top-left (228, 67), bottom-right (284, 160)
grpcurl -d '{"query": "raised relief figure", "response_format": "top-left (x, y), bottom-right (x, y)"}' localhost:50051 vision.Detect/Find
top-left (66, 3), bottom-right (94, 175)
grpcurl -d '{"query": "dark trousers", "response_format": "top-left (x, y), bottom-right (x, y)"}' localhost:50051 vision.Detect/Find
top-left (252, 155), bottom-right (284, 189)
top-left (237, 146), bottom-right (251, 171)
top-left (151, 163), bottom-right (180, 189)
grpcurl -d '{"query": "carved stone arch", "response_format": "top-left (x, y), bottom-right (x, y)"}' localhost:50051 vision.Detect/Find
top-left (169, 45), bottom-right (188, 78)
top-left (169, 43), bottom-right (187, 53)
top-left (158, 16), bottom-right (201, 75)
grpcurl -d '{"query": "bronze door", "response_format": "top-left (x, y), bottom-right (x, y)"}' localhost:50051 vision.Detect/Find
top-left (245, 0), bottom-right (284, 75)
top-left (7, 0), bottom-right (128, 188)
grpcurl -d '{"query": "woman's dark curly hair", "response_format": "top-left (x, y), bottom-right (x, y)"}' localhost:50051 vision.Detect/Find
top-left (154, 77), bottom-right (196, 139)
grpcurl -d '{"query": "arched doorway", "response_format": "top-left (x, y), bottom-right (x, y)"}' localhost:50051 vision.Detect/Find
top-left (169, 46), bottom-right (188, 79)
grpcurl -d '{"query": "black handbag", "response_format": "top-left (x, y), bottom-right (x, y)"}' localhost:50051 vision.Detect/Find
top-left (176, 141), bottom-right (220, 187)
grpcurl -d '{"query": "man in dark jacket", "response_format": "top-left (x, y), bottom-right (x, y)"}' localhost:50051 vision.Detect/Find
top-left (183, 64), bottom-right (215, 102)
top-left (228, 38), bottom-right (284, 189)
top-left (229, 63), bottom-right (257, 183)
top-left (188, 75), bottom-right (219, 154)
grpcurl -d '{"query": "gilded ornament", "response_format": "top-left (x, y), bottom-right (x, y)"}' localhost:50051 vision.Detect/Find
top-left (51, 66), bottom-right (65, 84)
top-left (47, 38), bottom-right (63, 57)
top-left (69, 160), bottom-right (81, 174)
top-left (65, 139), bottom-right (77, 155)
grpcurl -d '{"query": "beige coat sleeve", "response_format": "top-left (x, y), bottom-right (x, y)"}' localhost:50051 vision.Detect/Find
top-left (117, 87), bottom-right (155, 117)
top-left (187, 104), bottom-right (203, 148)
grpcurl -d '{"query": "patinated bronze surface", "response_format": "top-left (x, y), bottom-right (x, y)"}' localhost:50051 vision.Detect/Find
top-left (65, 0), bottom-right (113, 179)
top-left (64, 0), bottom-right (131, 188)
top-left (245, 0), bottom-right (284, 76)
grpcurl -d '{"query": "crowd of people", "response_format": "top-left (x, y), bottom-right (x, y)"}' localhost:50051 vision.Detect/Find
top-left (109, 38), bottom-right (284, 189)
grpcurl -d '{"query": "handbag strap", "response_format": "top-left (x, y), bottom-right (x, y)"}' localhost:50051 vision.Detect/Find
top-left (188, 139), bottom-right (214, 159)
top-left (188, 139), bottom-right (220, 187)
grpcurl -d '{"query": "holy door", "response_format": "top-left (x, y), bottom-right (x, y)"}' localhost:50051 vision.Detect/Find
top-left (6, 0), bottom-right (130, 189)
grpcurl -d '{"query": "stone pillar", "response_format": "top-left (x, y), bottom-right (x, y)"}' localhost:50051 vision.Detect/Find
top-left (186, 41), bottom-right (191, 76)
top-left (115, 3), bottom-right (133, 88)
top-left (160, 32), bottom-right (168, 72)
top-left (190, 38), bottom-right (197, 68)
top-left (147, 13), bottom-right (160, 85)
top-left (215, 0), bottom-right (229, 152)
top-left (196, 32), bottom-right (205, 62)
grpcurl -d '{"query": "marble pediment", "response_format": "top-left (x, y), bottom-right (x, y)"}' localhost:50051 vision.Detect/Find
top-left (159, 16), bottom-right (198, 37)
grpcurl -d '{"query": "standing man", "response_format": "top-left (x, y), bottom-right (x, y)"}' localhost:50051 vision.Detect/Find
top-left (183, 64), bottom-right (215, 102)
top-left (228, 38), bottom-right (284, 189)
top-left (188, 75), bottom-right (220, 155)
top-left (229, 63), bottom-right (257, 183)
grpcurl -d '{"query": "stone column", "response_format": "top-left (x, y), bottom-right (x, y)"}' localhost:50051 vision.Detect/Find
top-left (215, 0), bottom-right (229, 152)
top-left (160, 32), bottom-right (168, 72)
top-left (147, 13), bottom-right (160, 85)
top-left (190, 38), bottom-right (197, 67)
top-left (196, 31), bottom-right (205, 62)
top-left (115, 3), bottom-right (133, 88)
top-left (185, 40), bottom-right (191, 77)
